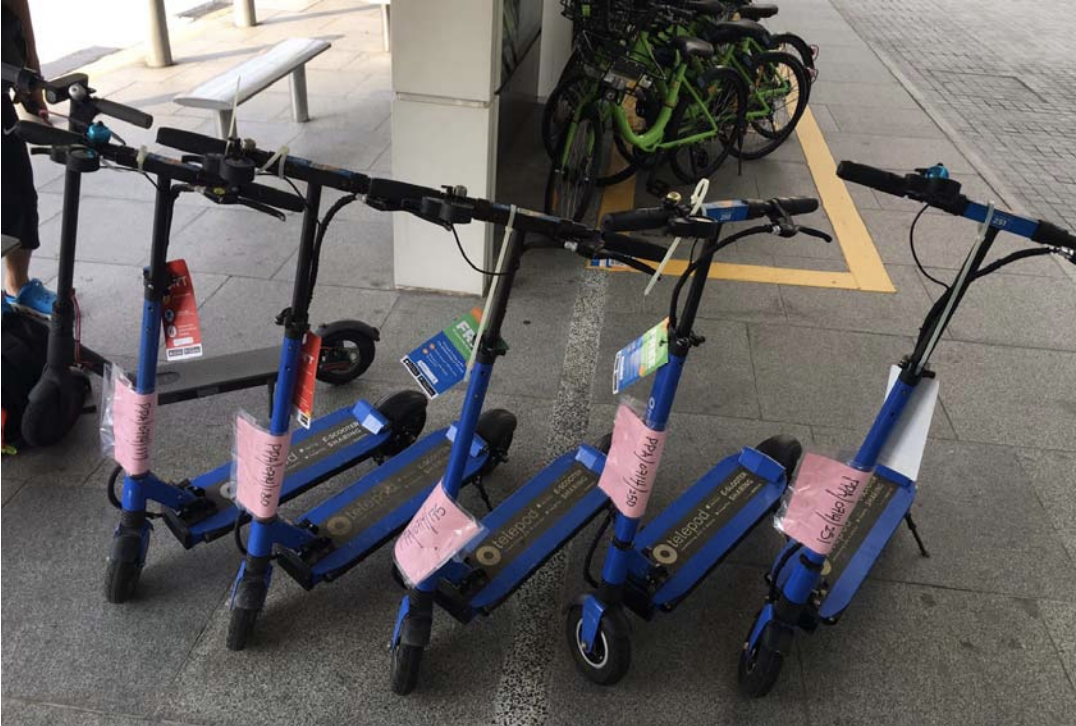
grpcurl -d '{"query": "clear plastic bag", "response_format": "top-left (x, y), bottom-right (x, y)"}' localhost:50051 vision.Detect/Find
top-left (99, 364), bottom-right (156, 476)
top-left (393, 481), bottom-right (486, 588)
top-left (774, 452), bottom-right (872, 556)
top-left (232, 410), bottom-right (291, 520)
top-left (597, 396), bottom-right (667, 519)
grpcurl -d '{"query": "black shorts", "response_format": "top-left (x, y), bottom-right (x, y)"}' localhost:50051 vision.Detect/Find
top-left (2, 91), bottom-right (40, 250)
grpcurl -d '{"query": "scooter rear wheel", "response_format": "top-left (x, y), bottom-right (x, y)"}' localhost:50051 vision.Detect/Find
top-left (565, 604), bottom-right (631, 685)
top-left (738, 622), bottom-right (785, 698)
top-left (390, 643), bottom-right (423, 695)
top-left (475, 408), bottom-right (517, 476)
top-left (315, 321), bottom-right (377, 385)
top-left (226, 607), bottom-right (259, 652)
top-left (104, 559), bottom-right (142, 604)
top-left (375, 390), bottom-right (428, 457)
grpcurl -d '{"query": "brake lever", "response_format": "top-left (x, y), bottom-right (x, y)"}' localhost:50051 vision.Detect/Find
top-left (237, 197), bottom-right (287, 221)
top-left (800, 226), bottom-right (833, 243)
top-left (767, 199), bottom-right (798, 238)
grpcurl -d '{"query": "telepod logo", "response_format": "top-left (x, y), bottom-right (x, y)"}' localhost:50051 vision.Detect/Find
top-left (652, 509), bottom-right (712, 565)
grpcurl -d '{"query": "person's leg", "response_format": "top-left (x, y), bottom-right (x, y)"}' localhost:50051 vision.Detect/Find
top-left (5, 246), bottom-right (33, 294)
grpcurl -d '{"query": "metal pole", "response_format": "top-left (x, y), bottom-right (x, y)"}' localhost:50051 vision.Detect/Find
top-left (381, 3), bottom-right (391, 52)
top-left (289, 67), bottom-right (309, 122)
top-left (235, 0), bottom-right (257, 28)
top-left (147, 0), bottom-right (173, 68)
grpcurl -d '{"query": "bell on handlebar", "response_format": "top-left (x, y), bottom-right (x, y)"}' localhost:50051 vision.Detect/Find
top-left (663, 191), bottom-right (683, 209)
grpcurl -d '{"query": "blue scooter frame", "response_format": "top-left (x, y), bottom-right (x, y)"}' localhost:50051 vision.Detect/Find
top-left (737, 161), bottom-right (1076, 696)
top-left (567, 195), bottom-right (826, 684)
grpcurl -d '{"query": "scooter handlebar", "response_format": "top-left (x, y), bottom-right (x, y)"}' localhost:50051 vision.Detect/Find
top-left (836, 160), bottom-right (910, 198)
top-left (94, 98), bottom-right (154, 129)
top-left (239, 182), bottom-right (306, 213)
top-left (1032, 219), bottom-right (1076, 253)
top-left (601, 206), bottom-right (674, 233)
top-left (13, 120), bottom-right (83, 147)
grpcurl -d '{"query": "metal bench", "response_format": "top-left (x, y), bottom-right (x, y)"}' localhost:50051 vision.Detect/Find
top-left (174, 37), bottom-right (331, 138)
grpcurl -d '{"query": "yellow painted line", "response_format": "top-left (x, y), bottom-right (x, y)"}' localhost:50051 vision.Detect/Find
top-left (595, 106), bottom-right (896, 293)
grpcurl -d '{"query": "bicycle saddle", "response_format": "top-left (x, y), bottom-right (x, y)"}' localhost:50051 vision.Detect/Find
top-left (738, 4), bottom-right (779, 20)
top-left (706, 19), bottom-right (772, 45)
top-left (673, 36), bottom-right (716, 59)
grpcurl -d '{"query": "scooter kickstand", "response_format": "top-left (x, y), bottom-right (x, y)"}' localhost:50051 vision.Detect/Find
top-left (903, 513), bottom-right (930, 558)
top-left (474, 477), bottom-right (494, 513)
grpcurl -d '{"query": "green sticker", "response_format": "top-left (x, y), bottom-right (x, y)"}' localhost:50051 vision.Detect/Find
top-left (613, 318), bottom-right (669, 394)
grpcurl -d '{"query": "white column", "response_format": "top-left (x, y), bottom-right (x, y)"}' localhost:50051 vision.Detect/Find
top-left (391, 0), bottom-right (502, 295)
top-left (537, 0), bottom-right (573, 99)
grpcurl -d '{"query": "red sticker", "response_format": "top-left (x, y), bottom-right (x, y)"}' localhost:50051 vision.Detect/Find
top-left (162, 259), bottom-right (203, 361)
top-left (293, 332), bottom-right (322, 429)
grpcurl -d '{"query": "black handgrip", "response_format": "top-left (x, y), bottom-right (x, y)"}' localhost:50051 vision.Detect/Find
top-left (157, 126), bottom-right (225, 156)
top-left (600, 232), bottom-right (670, 263)
top-left (240, 182), bottom-right (306, 213)
top-left (94, 98), bottom-right (154, 129)
top-left (601, 206), bottom-right (673, 232)
top-left (744, 196), bottom-right (819, 219)
top-left (836, 161), bottom-right (909, 198)
top-left (1032, 219), bottom-right (1076, 252)
top-left (366, 177), bottom-right (444, 208)
top-left (13, 120), bottom-right (83, 146)
top-left (105, 145), bottom-right (204, 184)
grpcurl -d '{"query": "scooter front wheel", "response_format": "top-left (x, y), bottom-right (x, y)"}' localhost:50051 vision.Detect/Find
top-left (738, 622), bottom-right (786, 698)
top-left (227, 607), bottom-right (259, 652)
top-left (565, 604), bottom-right (631, 685)
top-left (104, 559), bottom-right (142, 604)
top-left (390, 643), bottom-right (424, 695)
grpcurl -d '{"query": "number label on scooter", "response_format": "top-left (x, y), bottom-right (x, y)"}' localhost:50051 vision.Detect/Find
top-left (393, 481), bottom-right (485, 587)
top-left (292, 332), bottom-right (322, 429)
top-left (233, 412), bottom-right (291, 520)
top-left (613, 318), bottom-right (669, 394)
top-left (598, 403), bottom-right (667, 518)
top-left (102, 367), bottom-right (157, 476)
top-left (161, 259), bottom-right (204, 361)
top-left (775, 453), bottom-right (871, 556)
top-left (401, 308), bottom-right (485, 399)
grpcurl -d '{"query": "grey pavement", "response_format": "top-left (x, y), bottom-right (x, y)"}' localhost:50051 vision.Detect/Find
top-left (3, 1), bottom-right (1075, 725)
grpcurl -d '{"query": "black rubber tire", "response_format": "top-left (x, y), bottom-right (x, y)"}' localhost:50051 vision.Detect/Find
top-left (21, 369), bottom-right (88, 448)
top-left (755, 435), bottom-right (803, 480)
top-left (667, 67), bottom-right (747, 184)
top-left (542, 73), bottom-right (592, 161)
top-left (544, 105), bottom-right (603, 222)
top-left (738, 622), bottom-right (785, 698)
top-left (770, 33), bottom-right (816, 78)
top-left (315, 320), bottom-right (377, 385)
top-left (104, 558), bottom-right (142, 604)
top-left (730, 51), bottom-right (810, 161)
top-left (375, 390), bottom-right (428, 457)
top-left (594, 432), bottom-right (613, 454)
top-left (390, 643), bottom-right (424, 695)
top-left (226, 607), bottom-right (259, 652)
top-left (565, 603), bottom-right (632, 686)
top-left (475, 408), bottom-right (517, 476)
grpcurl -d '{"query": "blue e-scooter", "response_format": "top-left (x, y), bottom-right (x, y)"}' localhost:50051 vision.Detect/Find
top-left (154, 132), bottom-right (520, 651)
top-left (737, 160), bottom-right (1076, 696)
top-left (387, 190), bottom-right (721, 694)
top-left (564, 194), bottom-right (832, 684)
top-left (103, 129), bottom-right (432, 605)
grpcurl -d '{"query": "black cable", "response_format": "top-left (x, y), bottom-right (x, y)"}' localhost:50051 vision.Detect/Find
top-left (107, 465), bottom-right (124, 509)
top-left (910, 203), bottom-right (948, 290)
top-left (768, 541), bottom-right (803, 601)
top-left (233, 514), bottom-right (248, 556)
top-left (583, 507), bottom-right (615, 588)
top-left (305, 192), bottom-right (357, 308)
top-left (450, 224), bottom-right (512, 277)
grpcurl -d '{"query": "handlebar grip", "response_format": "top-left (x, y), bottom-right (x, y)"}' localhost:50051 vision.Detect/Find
top-left (94, 98), bottom-right (154, 129)
top-left (601, 207), bottom-right (673, 232)
top-left (758, 196), bottom-right (819, 217)
top-left (1032, 219), bottom-right (1076, 252)
top-left (240, 183), bottom-right (306, 213)
top-left (157, 126), bottom-right (226, 156)
top-left (600, 232), bottom-right (670, 263)
top-left (13, 120), bottom-right (83, 146)
top-left (836, 160), bottom-right (909, 198)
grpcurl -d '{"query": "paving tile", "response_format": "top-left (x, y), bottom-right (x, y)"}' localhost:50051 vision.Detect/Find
top-left (932, 340), bottom-right (1076, 451)
top-left (823, 104), bottom-right (947, 139)
top-left (1042, 601), bottom-right (1076, 692)
top-left (592, 313), bottom-right (760, 420)
top-left (1016, 449), bottom-right (1076, 562)
top-left (2, 477), bottom-right (28, 506)
top-left (825, 134), bottom-right (976, 174)
top-left (812, 44), bottom-right (893, 84)
top-left (166, 205), bottom-right (306, 279)
top-left (273, 215), bottom-right (394, 290)
top-left (605, 267), bottom-right (787, 324)
top-left (800, 581), bottom-right (1076, 726)
top-left (0, 699), bottom-right (150, 726)
top-left (807, 81), bottom-right (920, 109)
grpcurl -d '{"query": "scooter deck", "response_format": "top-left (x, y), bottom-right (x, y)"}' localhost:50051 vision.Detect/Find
top-left (435, 445), bottom-right (607, 622)
top-left (626, 446), bottom-right (788, 618)
top-left (163, 402), bottom-right (389, 548)
top-left (282, 427), bottom-right (489, 586)
top-left (155, 346), bottom-right (279, 405)
top-left (817, 466), bottom-right (915, 622)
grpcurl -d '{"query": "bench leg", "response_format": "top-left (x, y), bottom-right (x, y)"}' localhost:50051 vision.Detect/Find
top-left (381, 4), bottom-right (391, 52)
top-left (290, 66), bottom-right (310, 123)
top-left (217, 109), bottom-right (235, 139)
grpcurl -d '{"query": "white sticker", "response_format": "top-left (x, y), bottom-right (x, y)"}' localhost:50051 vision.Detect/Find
top-left (877, 365), bottom-right (939, 481)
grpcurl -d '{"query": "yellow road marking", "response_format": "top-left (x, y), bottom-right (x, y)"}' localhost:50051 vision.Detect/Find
top-left (597, 105), bottom-right (896, 293)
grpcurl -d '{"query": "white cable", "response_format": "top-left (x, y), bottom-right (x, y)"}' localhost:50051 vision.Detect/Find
top-left (466, 204), bottom-right (516, 381)
top-left (644, 178), bottom-right (709, 296)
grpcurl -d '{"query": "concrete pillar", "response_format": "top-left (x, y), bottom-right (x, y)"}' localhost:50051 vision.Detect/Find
top-left (235, 0), bottom-right (257, 28)
top-left (391, 0), bottom-right (502, 295)
top-left (537, 0), bottom-right (573, 99)
top-left (146, 0), bottom-right (173, 68)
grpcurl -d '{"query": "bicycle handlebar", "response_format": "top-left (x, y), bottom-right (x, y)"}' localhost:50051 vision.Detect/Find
top-left (156, 127), bottom-right (370, 194)
top-left (837, 159), bottom-right (1075, 251)
top-left (14, 120), bottom-right (83, 147)
top-left (93, 98), bottom-right (153, 129)
top-left (602, 195), bottom-right (819, 233)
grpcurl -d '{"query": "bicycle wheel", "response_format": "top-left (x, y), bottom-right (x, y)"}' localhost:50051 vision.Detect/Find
top-left (668, 67), bottom-right (747, 184)
top-left (542, 73), bottom-right (596, 161)
top-left (544, 105), bottom-right (603, 222)
top-left (732, 51), bottom-right (809, 161)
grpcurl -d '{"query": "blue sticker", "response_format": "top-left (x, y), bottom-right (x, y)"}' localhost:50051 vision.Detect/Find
top-left (401, 308), bottom-right (483, 399)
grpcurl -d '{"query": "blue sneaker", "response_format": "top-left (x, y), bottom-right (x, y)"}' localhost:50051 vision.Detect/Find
top-left (6, 279), bottom-right (57, 318)
top-left (1, 297), bottom-right (11, 315)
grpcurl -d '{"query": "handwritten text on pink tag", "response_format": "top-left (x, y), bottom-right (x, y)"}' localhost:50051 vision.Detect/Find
top-left (112, 376), bottom-right (156, 476)
top-left (234, 414), bottom-right (290, 520)
top-left (598, 403), bottom-right (667, 518)
top-left (394, 482), bottom-right (483, 588)
top-left (777, 453), bottom-right (870, 556)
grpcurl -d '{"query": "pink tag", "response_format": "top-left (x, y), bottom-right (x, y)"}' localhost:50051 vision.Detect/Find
top-left (393, 482), bottom-right (483, 588)
top-left (777, 453), bottom-right (871, 556)
top-left (233, 414), bottom-right (291, 520)
top-left (112, 377), bottom-right (156, 476)
top-left (598, 403), bottom-right (667, 518)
